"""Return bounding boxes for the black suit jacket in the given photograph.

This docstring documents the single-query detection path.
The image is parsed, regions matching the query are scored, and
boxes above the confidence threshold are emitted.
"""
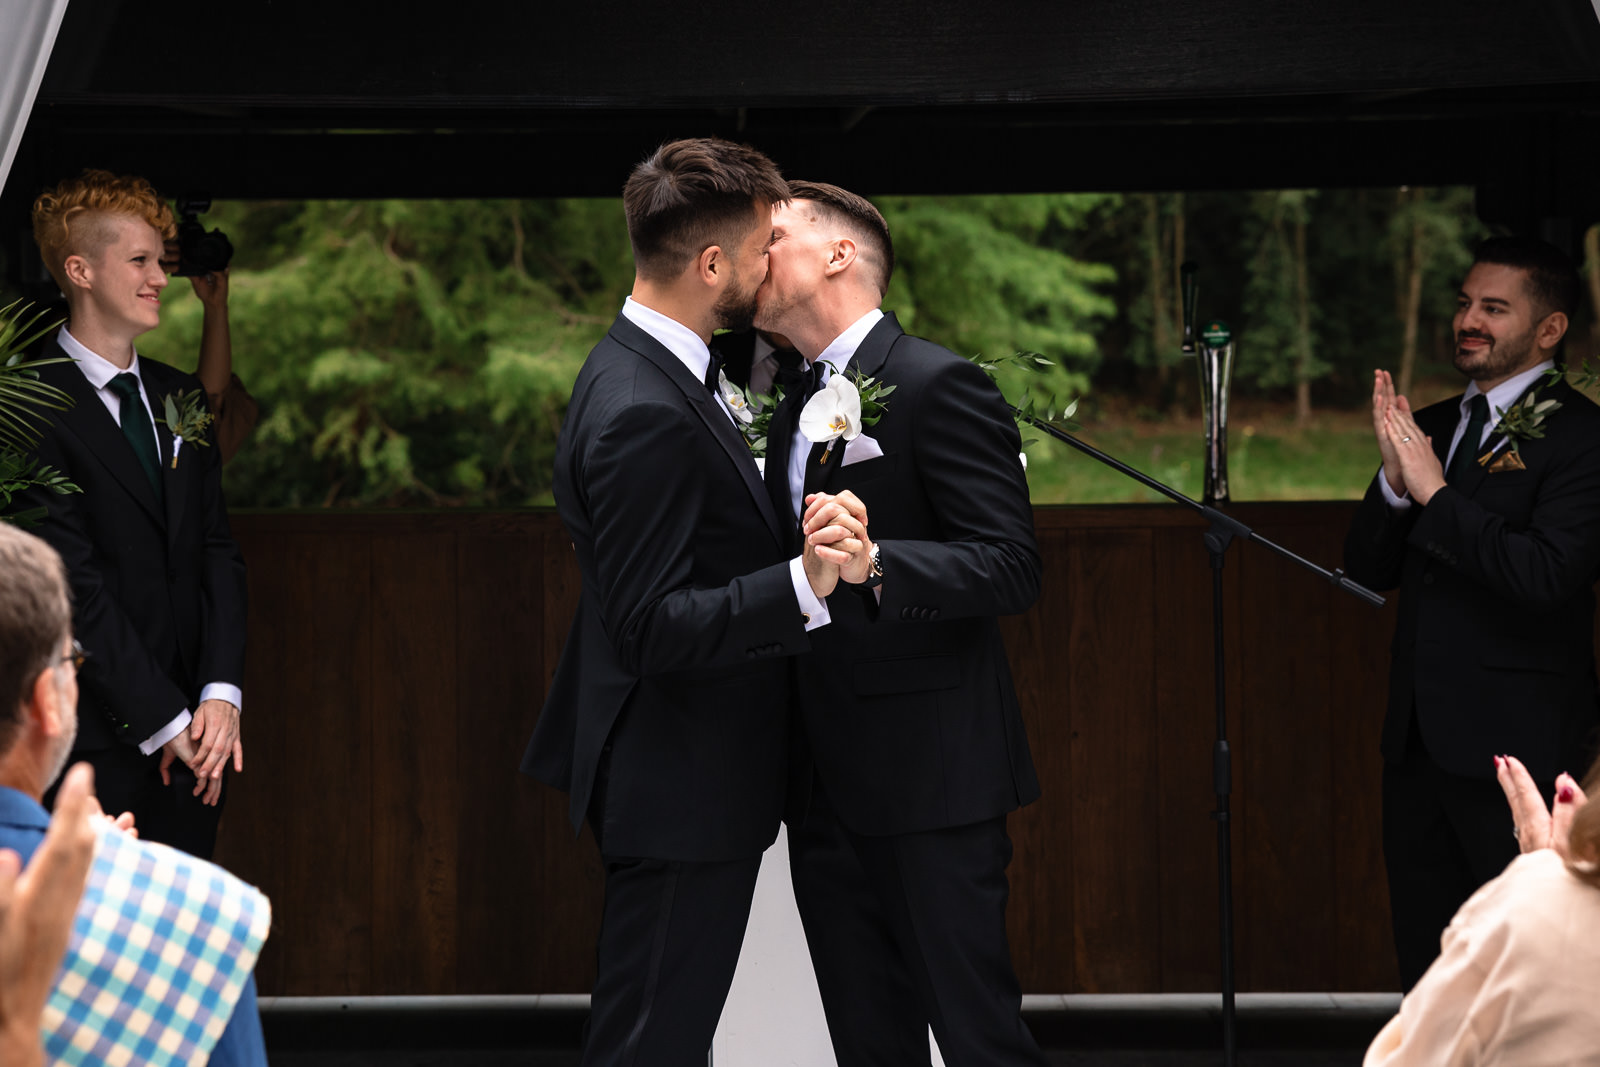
[16,339,248,752]
[778,313,1043,836]
[1344,378,1600,781]
[522,312,813,863]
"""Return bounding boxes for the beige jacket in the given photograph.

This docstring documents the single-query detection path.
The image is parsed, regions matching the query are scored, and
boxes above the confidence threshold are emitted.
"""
[1365,850,1600,1066]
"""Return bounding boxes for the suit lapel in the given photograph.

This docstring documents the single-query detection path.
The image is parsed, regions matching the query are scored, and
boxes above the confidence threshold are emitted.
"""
[806,313,904,499]
[609,317,787,549]
[40,347,165,525]
[145,365,190,544]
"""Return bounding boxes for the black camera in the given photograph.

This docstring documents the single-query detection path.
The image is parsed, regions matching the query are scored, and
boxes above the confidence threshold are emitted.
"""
[173,194,234,277]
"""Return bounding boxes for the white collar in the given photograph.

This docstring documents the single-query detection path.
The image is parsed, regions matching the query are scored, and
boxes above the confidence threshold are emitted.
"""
[1463,359,1556,419]
[811,308,885,376]
[621,297,712,386]
[57,327,142,392]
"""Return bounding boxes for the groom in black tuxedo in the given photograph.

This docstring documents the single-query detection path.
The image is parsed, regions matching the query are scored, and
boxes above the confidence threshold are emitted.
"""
[16,171,247,860]
[521,141,868,1066]
[755,181,1047,1066]
[1345,236,1600,989]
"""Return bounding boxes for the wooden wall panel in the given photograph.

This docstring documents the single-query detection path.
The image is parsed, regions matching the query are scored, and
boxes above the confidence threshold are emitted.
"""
[1064,527,1163,991]
[369,533,460,993]
[221,504,1421,997]
[1151,523,1231,992]
[1004,528,1076,992]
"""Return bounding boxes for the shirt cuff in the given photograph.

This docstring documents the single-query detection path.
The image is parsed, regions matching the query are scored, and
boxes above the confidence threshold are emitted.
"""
[1378,467,1412,511]
[139,711,193,755]
[790,557,831,631]
[200,683,243,712]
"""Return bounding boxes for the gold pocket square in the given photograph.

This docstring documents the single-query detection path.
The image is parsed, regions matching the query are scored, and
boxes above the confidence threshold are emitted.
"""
[1482,449,1526,473]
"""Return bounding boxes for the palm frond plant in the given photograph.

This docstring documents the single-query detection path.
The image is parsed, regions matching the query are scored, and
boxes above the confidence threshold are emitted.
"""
[0,299,80,526]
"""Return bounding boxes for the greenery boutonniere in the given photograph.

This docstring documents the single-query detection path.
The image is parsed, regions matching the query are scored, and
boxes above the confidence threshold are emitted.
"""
[1489,369,1563,459]
[156,389,215,466]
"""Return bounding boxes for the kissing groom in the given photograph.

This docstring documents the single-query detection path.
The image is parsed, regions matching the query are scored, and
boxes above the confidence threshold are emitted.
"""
[757,181,1048,1066]
[521,142,867,1066]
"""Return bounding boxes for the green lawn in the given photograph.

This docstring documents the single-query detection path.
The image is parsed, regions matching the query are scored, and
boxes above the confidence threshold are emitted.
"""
[1022,403,1381,504]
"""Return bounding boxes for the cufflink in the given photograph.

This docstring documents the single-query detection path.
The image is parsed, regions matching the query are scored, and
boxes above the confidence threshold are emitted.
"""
[800,612,811,625]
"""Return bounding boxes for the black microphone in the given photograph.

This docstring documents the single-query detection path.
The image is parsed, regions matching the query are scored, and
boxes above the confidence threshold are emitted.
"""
[1181,261,1199,355]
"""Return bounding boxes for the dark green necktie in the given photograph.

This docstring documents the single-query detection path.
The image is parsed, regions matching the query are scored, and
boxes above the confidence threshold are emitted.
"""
[1448,393,1490,484]
[107,373,163,498]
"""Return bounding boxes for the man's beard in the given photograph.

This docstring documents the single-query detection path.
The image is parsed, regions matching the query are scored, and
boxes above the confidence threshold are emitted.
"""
[1453,326,1539,383]
[715,280,761,334]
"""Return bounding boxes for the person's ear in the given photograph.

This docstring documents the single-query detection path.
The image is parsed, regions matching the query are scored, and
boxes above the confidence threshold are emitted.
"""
[696,245,724,289]
[823,237,857,278]
[62,254,93,292]
[1535,310,1569,353]
[26,665,64,737]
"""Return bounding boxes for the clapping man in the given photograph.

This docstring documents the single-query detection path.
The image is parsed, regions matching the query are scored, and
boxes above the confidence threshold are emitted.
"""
[0,522,267,1066]
[17,171,248,860]
[755,182,1047,1065]
[1345,236,1600,988]
[521,141,867,1066]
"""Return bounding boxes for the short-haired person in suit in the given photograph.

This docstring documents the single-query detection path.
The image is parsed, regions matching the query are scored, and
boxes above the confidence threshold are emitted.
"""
[16,171,248,861]
[521,141,870,1066]
[755,181,1048,1065]
[1345,235,1600,989]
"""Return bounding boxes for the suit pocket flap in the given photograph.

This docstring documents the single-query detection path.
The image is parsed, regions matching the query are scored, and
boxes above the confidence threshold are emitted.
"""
[851,654,961,696]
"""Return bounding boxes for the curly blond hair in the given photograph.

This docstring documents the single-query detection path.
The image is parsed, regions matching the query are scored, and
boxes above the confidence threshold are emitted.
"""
[31,170,175,289]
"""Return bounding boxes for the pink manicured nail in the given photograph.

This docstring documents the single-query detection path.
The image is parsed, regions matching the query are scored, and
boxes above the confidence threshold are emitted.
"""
[1558,785,1575,804]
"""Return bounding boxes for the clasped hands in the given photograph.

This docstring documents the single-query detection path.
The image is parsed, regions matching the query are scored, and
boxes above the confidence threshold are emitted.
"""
[160,698,243,807]
[1371,369,1446,505]
[800,490,876,598]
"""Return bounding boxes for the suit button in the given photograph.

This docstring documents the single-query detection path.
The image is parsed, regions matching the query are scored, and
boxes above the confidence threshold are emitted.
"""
[1422,573,1435,585]
[928,609,940,619]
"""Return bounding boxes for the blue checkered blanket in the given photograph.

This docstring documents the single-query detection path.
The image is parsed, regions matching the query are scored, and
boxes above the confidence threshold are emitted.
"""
[41,825,271,1066]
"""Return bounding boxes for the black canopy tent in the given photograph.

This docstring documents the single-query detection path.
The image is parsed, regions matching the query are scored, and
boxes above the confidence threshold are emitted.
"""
[3,0,1599,245]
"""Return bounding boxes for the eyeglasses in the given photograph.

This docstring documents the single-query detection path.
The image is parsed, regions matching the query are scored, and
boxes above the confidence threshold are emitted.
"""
[60,640,87,671]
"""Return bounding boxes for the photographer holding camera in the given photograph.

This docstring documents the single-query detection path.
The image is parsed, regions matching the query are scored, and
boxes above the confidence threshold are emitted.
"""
[164,195,257,463]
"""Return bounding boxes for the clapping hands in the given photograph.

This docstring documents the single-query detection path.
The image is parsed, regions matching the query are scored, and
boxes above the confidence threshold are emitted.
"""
[1496,754,1588,860]
[1371,370,1447,505]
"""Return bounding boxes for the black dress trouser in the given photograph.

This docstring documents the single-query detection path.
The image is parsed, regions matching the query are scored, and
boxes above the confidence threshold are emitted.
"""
[787,775,1047,1067]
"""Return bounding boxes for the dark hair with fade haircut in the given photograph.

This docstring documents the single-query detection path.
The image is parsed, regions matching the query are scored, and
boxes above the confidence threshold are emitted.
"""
[786,180,894,297]
[623,138,788,282]
[1471,235,1582,322]
[0,524,72,754]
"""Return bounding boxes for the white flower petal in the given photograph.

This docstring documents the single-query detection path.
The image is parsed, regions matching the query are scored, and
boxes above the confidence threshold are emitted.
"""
[800,389,846,443]
[828,376,863,440]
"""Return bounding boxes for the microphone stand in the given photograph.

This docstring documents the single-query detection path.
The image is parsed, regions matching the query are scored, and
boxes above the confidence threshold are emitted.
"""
[1013,407,1383,1067]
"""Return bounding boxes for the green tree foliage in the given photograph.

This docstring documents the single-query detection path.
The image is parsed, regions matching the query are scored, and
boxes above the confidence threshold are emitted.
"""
[142,199,633,507]
[125,187,1510,507]
[876,194,1119,400]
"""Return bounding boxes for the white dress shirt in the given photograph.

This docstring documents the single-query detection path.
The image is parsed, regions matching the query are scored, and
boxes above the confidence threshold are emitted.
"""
[58,328,244,753]
[1380,360,1555,510]
[620,299,829,630]
[786,308,885,522]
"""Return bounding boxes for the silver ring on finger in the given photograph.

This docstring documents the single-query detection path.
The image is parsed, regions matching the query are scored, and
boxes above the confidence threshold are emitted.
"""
[1402,435,1412,442]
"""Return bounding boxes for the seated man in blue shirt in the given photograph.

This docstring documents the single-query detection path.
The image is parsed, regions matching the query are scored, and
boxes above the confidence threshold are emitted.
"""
[0,522,267,1067]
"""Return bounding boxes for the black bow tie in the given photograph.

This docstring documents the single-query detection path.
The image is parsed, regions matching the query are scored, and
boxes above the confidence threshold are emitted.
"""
[703,351,724,393]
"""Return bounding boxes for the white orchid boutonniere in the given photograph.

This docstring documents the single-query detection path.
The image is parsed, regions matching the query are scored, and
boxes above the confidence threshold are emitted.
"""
[717,369,780,458]
[799,364,895,464]
[156,389,215,467]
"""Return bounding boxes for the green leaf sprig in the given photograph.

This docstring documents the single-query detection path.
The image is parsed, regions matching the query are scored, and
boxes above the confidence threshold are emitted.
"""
[1491,382,1561,458]
[156,389,216,466]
